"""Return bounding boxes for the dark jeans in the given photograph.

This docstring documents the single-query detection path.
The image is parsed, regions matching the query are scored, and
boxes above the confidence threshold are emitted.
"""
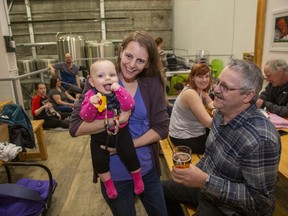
[41,116,69,129]
[101,168,168,216]
[55,104,73,113]
[162,179,225,216]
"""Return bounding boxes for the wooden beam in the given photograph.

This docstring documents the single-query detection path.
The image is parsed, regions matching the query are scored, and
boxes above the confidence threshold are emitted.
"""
[254,0,267,68]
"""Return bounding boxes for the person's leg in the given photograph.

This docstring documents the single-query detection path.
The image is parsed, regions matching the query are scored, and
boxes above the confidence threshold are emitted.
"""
[67,84,82,94]
[58,111,71,120]
[162,179,200,216]
[90,133,111,175]
[130,169,144,195]
[115,126,144,195]
[91,133,118,199]
[99,172,117,199]
[196,195,226,216]
[42,117,69,129]
[101,179,136,216]
[116,127,140,171]
[55,105,73,113]
[139,168,168,216]
[55,119,69,128]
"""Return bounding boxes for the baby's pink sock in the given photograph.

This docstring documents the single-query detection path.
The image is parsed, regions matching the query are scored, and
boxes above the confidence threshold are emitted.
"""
[131,171,144,195]
[104,178,118,199]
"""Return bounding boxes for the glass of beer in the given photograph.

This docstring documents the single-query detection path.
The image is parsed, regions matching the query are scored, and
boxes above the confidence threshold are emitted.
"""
[172,145,192,168]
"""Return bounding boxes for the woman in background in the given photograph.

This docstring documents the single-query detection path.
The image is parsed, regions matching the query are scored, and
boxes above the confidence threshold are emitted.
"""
[48,75,75,118]
[169,63,215,154]
[155,37,168,72]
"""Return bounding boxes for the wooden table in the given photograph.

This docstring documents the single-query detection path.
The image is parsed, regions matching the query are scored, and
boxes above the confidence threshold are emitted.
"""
[0,99,13,110]
[279,134,288,179]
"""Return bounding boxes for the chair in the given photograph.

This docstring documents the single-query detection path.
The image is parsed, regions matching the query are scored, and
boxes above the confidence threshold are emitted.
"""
[167,53,178,71]
[0,161,57,216]
[210,59,224,78]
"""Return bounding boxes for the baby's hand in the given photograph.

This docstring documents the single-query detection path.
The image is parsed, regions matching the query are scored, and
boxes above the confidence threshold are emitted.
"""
[111,83,120,92]
[90,94,101,105]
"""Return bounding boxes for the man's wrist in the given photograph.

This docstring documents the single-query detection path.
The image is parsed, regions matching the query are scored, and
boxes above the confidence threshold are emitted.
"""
[201,174,210,188]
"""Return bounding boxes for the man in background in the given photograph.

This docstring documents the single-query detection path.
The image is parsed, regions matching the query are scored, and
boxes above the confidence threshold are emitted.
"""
[49,53,82,95]
[256,59,288,117]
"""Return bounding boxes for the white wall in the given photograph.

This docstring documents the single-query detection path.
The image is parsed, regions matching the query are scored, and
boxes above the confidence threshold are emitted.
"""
[262,0,288,69]
[173,0,257,61]
[0,1,19,103]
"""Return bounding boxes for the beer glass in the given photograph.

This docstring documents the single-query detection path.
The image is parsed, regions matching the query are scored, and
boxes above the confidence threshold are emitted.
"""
[172,145,192,168]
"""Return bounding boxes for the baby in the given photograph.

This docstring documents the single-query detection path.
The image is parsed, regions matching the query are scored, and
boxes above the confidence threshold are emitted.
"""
[80,59,144,199]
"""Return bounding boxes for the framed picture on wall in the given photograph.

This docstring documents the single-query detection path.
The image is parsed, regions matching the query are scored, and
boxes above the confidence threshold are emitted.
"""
[270,8,288,51]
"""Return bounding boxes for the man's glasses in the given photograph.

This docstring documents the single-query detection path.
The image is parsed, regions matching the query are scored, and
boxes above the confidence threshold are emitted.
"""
[213,78,242,93]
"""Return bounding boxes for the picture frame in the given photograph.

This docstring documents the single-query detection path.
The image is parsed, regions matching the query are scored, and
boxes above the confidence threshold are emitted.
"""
[270,8,288,51]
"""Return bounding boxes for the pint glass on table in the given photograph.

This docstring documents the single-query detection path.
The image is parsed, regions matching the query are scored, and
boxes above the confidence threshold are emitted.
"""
[172,145,192,168]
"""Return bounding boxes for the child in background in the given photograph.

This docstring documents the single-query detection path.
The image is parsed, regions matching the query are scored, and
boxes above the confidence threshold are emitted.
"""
[173,82,184,95]
[80,59,144,199]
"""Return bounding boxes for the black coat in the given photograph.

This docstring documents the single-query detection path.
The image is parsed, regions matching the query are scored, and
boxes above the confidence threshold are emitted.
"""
[0,104,35,151]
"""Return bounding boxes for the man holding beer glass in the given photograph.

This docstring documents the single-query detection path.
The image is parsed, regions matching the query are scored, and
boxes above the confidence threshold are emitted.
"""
[162,59,281,216]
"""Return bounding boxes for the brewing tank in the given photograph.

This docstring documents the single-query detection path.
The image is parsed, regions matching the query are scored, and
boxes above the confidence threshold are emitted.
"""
[57,34,85,67]
[85,40,101,68]
[36,57,58,70]
[85,40,116,69]
[100,40,116,62]
[17,57,37,75]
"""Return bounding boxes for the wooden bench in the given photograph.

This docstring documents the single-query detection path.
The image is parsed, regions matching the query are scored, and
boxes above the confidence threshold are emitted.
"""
[0,123,10,167]
[279,134,288,179]
[0,99,13,111]
[18,119,48,161]
[159,137,203,216]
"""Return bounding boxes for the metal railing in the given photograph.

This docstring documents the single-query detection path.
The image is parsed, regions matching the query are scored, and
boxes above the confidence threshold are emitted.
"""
[0,68,50,105]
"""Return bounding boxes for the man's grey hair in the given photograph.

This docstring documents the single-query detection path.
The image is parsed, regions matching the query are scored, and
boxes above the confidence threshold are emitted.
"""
[225,59,264,103]
[265,59,288,74]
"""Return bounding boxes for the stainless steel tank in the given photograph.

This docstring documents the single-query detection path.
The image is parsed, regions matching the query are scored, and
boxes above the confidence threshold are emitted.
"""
[17,57,37,75]
[85,40,101,69]
[57,34,86,67]
[100,40,116,63]
[85,40,116,69]
[36,57,58,70]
